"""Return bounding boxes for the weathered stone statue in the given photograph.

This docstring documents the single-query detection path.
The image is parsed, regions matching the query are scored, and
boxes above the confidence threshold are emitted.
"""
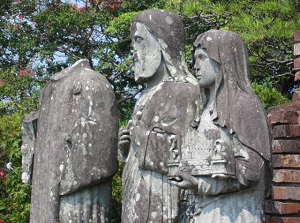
[169,30,271,223]
[118,9,201,222]
[21,59,118,223]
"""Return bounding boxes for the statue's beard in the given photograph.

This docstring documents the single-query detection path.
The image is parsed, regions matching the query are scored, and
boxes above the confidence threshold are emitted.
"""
[133,61,144,83]
[133,56,161,83]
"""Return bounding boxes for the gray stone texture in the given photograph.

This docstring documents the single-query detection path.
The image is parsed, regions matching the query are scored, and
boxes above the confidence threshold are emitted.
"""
[21,111,38,185]
[193,30,271,161]
[121,82,200,222]
[22,59,118,223]
[119,9,201,223]
[170,30,271,223]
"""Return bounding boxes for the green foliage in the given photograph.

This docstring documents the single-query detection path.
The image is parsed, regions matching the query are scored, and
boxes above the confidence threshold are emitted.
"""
[0,69,42,116]
[111,120,129,222]
[111,163,123,223]
[252,82,290,110]
[0,113,31,222]
[227,0,297,40]
[106,12,139,36]
[166,0,299,96]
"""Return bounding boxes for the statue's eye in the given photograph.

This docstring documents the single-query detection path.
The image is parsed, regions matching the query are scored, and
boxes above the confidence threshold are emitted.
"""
[134,36,143,43]
[198,54,204,60]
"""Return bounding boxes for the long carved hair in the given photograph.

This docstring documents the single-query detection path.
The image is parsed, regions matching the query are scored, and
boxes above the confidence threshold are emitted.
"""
[193,30,271,160]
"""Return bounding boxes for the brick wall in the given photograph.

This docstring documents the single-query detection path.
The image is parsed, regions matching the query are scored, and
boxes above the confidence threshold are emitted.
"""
[265,91,300,223]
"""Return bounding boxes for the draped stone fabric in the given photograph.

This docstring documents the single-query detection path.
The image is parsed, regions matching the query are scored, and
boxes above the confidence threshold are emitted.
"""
[131,9,197,84]
[179,104,268,223]
[175,30,272,223]
[120,9,201,223]
[121,81,200,223]
[193,30,271,161]
[22,60,118,223]
[131,9,186,63]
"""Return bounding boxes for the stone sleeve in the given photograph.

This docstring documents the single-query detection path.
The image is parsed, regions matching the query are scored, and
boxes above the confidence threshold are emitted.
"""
[21,112,38,185]
[198,137,264,195]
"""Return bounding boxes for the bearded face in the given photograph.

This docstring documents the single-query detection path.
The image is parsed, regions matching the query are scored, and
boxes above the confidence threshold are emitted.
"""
[131,22,162,83]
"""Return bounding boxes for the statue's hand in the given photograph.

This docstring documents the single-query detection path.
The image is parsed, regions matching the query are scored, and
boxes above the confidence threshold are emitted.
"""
[119,128,130,149]
[168,171,198,190]
[118,121,132,161]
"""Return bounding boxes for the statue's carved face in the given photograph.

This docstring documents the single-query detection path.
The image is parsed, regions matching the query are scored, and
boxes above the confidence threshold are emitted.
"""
[194,48,219,88]
[132,22,162,83]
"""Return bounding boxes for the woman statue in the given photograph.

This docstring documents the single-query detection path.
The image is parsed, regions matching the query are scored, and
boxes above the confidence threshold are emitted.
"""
[118,9,201,223]
[169,30,271,223]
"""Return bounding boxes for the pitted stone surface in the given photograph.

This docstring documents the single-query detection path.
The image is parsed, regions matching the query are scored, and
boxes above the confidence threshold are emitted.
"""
[22,59,118,223]
[119,9,200,223]
[170,30,271,223]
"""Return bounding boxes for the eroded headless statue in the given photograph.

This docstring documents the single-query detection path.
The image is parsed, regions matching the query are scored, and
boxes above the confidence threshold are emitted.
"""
[21,59,118,223]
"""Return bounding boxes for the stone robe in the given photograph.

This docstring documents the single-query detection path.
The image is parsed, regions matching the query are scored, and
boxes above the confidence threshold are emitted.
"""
[23,60,118,223]
[121,81,200,223]
[179,104,269,223]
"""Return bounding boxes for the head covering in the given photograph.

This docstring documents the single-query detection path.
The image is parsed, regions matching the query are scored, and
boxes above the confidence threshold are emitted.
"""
[132,9,185,61]
[131,9,196,83]
[194,30,271,160]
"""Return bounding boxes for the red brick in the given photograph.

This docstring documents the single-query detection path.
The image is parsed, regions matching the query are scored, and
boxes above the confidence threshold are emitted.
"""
[265,214,271,223]
[273,186,300,200]
[273,154,300,168]
[272,124,300,139]
[294,31,300,42]
[272,140,300,154]
[295,43,300,56]
[294,58,300,70]
[273,169,300,183]
[295,72,300,81]
[270,216,300,223]
[268,104,300,125]
[292,89,300,102]
[265,200,300,214]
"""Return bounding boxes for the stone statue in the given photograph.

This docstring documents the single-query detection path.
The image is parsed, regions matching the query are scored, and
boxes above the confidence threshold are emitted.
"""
[169,30,271,223]
[21,59,118,223]
[118,9,201,223]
